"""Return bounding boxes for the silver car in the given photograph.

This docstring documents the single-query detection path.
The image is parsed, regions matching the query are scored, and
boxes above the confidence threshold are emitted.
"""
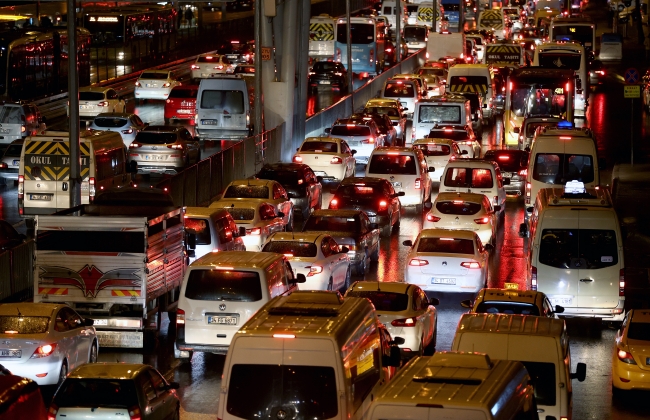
[89,113,148,147]
[128,126,201,173]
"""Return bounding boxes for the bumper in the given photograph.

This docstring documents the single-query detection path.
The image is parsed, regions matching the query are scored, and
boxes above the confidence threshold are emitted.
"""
[367,214,390,226]
[196,127,249,140]
[135,88,172,100]
[192,70,228,79]
[132,158,184,172]
[504,180,525,196]
[0,168,19,181]
[397,193,423,207]
[176,339,229,355]
[2,356,64,386]
[558,300,625,321]
[612,359,650,390]
[405,269,484,293]
[165,109,196,120]
[311,167,347,181]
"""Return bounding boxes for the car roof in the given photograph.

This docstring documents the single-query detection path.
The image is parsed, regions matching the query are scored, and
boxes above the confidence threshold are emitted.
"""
[436,192,488,204]
[479,288,542,305]
[348,281,412,294]
[304,136,339,143]
[192,250,285,268]
[68,363,150,380]
[418,228,477,240]
[339,176,387,186]
[630,309,650,323]
[228,179,275,188]
[0,303,62,317]
[267,232,328,243]
[413,138,456,146]
[371,146,417,155]
[80,87,112,93]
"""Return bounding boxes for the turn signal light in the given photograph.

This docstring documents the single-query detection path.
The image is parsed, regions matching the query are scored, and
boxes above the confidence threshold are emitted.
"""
[31,343,57,358]
[519,169,527,176]
[47,404,59,420]
[176,308,185,324]
[330,156,343,164]
[128,405,143,420]
[391,318,416,327]
[415,178,421,189]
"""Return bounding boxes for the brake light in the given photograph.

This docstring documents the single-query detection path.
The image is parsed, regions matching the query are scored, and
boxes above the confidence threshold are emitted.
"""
[129,142,142,148]
[307,265,323,276]
[162,82,171,88]
[97,101,109,107]
[498,155,510,161]
[31,343,57,358]
[128,405,142,420]
[191,64,200,69]
[362,137,375,144]
[391,318,416,327]
[460,261,480,269]
[426,213,440,222]
[559,136,572,140]
[519,168,527,176]
[474,217,490,224]
[0,162,6,169]
[525,182,531,204]
[415,178,421,189]
[167,144,184,149]
[47,404,59,420]
[247,227,261,235]
[293,155,303,163]
[329,198,338,208]
[596,70,606,75]
[379,200,388,209]
[273,334,295,339]
[214,65,224,70]
[176,308,185,324]
[18,175,24,198]
[620,269,625,296]
[330,156,343,164]
[89,177,96,199]
[617,349,636,364]
[493,196,498,206]
[409,258,429,266]
[121,128,134,134]
[531,266,537,290]
[135,82,141,87]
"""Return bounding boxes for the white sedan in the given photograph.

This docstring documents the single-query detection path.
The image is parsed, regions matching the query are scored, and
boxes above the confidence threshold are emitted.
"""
[216,200,286,251]
[0,303,98,386]
[134,70,181,103]
[403,228,491,294]
[72,87,126,119]
[293,137,356,181]
[262,232,351,292]
[423,192,500,246]
[345,281,438,358]
[412,138,466,183]
[214,179,294,230]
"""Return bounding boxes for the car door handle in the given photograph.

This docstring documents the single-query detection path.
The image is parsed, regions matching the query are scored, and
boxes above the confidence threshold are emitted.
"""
[580,278,594,282]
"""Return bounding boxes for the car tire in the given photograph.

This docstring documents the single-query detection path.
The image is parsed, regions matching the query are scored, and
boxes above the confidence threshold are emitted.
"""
[393,210,401,229]
[423,333,436,356]
[58,360,68,385]
[381,218,392,237]
[612,384,624,398]
[285,214,294,232]
[89,342,98,363]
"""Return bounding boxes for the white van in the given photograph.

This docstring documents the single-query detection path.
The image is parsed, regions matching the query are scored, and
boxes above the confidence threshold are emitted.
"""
[447,64,497,123]
[524,126,602,211]
[452,313,587,420]
[380,0,406,31]
[411,94,472,142]
[18,130,132,217]
[439,159,507,217]
[183,207,247,263]
[217,291,402,420]
[382,78,421,119]
[368,352,538,420]
[520,184,626,322]
[196,75,251,140]
[174,251,306,359]
[365,147,434,209]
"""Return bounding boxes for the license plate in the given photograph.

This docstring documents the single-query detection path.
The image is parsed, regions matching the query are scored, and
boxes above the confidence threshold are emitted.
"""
[79,105,90,109]
[432,278,456,285]
[348,141,359,146]
[208,316,238,325]
[146,84,157,88]
[504,282,519,290]
[93,319,108,326]
[320,80,331,84]
[549,295,574,306]
[178,109,192,114]
[400,102,407,107]
[227,55,238,59]
[314,171,326,176]
[0,349,21,358]
[201,120,218,125]
[502,172,512,178]
[201,73,210,77]
[391,182,402,188]
[12,160,19,165]
[30,194,52,201]
[144,155,165,161]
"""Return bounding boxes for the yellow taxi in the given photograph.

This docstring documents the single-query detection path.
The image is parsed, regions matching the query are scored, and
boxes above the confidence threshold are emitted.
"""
[612,309,650,394]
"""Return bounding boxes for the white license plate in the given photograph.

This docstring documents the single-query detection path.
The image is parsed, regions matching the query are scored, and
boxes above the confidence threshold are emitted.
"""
[93,319,108,326]
[432,278,456,285]
[79,105,90,109]
[348,141,359,146]
[208,316,238,325]
[320,80,331,84]
[314,171,326,176]
[13,160,19,165]
[30,194,52,201]
[201,73,210,77]
[400,102,407,107]
[201,119,218,125]
[178,109,192,114]
[144,155,165,161]
[146,84,157,88]
[227,55,238,59]
[0,349,21,358]
[391,182,402,188]
[549,295,574,306]
[502,172,512,178]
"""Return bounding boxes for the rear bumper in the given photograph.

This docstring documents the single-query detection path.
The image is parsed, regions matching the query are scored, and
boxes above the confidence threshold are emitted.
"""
[1,356,64,386]
[196,127,249,140]
[176,338,229,355]
[559,300,625,321]
[135,88,172,100]
[0,168,19,180]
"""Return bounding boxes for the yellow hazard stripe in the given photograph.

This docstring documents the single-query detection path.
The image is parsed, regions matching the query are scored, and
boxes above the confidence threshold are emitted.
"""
[38,287,68,295]
[449,84,488,93]
[486,45,520,53]
[111,290,141,297]
[309,23,334,41]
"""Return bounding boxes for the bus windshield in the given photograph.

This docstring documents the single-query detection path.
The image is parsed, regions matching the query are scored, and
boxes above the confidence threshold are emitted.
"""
[510,86,567,117]
[553,25,594,47]
[537,53,582,70]
[337,23,375,44]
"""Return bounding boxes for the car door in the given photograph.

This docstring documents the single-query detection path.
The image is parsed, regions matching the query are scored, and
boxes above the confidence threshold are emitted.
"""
[411,289,429,346]
[340,141,355,177]
[272,183,291,225]
[148,368,178,420]
[66,308,94,368]
[53,308,78,369]
[137,372,164,420]
[327,237,348,289]
[417,288,435,346]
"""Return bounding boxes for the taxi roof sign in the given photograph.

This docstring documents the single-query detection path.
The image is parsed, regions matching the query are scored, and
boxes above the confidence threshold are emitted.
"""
[564,180,586,194]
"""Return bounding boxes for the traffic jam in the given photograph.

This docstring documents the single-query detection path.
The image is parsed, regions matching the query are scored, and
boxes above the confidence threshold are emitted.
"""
[0,0,649,418]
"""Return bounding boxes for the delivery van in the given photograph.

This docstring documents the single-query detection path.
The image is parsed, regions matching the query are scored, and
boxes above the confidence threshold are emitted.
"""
[452,313,587,420]
[196,75,251,140]
[217,291,402,420]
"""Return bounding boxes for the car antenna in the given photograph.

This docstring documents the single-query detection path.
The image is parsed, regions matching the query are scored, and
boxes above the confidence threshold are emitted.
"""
[16,307,22,319]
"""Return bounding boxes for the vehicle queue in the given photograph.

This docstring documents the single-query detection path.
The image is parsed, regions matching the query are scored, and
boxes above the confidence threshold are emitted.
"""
[0,0,649,419]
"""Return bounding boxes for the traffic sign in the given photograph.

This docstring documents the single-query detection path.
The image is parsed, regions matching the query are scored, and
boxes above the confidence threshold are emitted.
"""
[624,85,641,98]
[261,47,272,61]
[624,68,640,84]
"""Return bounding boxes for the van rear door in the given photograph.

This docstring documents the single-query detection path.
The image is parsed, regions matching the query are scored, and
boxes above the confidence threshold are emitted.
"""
[199,87,248,133]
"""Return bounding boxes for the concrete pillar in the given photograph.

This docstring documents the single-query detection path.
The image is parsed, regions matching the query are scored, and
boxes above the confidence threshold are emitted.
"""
[293,0,310,151]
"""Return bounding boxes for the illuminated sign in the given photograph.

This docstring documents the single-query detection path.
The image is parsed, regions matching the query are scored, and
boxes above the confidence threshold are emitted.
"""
[569,27,576,32]
[89,16,119,22]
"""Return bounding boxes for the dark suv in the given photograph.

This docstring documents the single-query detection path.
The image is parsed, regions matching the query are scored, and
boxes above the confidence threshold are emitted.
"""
[308,62,349,94]
[257,163,324,220]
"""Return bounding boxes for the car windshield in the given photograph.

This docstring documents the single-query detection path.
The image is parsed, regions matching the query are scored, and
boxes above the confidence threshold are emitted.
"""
[224,185,269,199]
[185,218,211,245]
[227,365,338,419]
[140,72,169,79]
[483,150,529,172]
[345,291,409,311]
[416,237,475,254]
[3,144,23,158]
[364,106,400,117]
[435,201,482,215]
[169,88,198,99]
[262,241,318,257]
[403,26,427,42]
[384,82,415,98]
[475,301,541,316]
[304,216,359,232]
[414,143,450,156]
[313,62,341,72]
[224,207,255,221]
[79,92,105,101]
[54,379,139,408]
[532,153,594,184]
[336,184,382,197]
[418,105,461,124]
[300,141,338,153]
[185,269,262,301]
[0,316,49,334]
[539,229,618,269]
[444,167,494,189]
[336,22,374,44]
[368,154,417,175]
[628,322,650,341]
[330,125,371,137]
[93,117,128,128]
[135,132,177,144]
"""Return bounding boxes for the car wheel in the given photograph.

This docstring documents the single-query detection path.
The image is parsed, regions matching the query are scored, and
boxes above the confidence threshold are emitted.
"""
[393,210,401,229]
[381,217,392,237]
[173,406,180,420]
[89,342,98,363]
[58,360,68,385]
[423,333,436,356]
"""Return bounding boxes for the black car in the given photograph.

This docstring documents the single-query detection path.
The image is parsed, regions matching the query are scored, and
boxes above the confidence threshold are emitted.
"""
[216,41,254,64]
[0,220,26,251]
[483,149,529,197]
[329,177,403,237]
[350,113,398,146]
[308,62,349,93]
[257,163,324,220]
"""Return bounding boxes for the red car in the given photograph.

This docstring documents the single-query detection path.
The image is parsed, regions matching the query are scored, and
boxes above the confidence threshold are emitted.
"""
[164,84,199,124]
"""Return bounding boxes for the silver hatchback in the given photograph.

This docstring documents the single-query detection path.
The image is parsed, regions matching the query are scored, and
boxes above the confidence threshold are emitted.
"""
[128,126,201,173]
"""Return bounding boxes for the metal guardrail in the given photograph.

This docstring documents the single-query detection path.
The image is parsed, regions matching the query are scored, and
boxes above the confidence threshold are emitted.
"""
[0,240,35,303]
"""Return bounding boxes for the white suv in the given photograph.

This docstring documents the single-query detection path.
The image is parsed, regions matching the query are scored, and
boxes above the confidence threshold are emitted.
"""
[134,70,180,103]
[71,87,126,118]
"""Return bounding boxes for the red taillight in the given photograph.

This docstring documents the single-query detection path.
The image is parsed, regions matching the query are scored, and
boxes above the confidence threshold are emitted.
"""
[247,227,261,235]
[135,82,141,87]
[620,269,625,296]
[293,155,303,163]
[97,101,109,107]
[596,70,606,75]
[214,65,224,70]
[47,403,59,420]
[167,144,184,150]
[162,82,171,88]
[191,64,200,69]
[474,217,490,224]
[329,198,338,208]
[617,349,637,364]
[129,405,143,420]
[531,266,537,290]
[362,137,375,144]
[379,200,388,209]
[460,261,480,269]
[391,317,416,327]
[89,177,96,199]
[176,308,185,324]
[330,156,343,164]
[525,182,531,204]
[415,178,421,189]
[426,213,440,222]
[129,142,142,148]
[307,265,323,277]
[31,343,57,358]
[0,162,6,169]
[409,258,429,266]
[519,168,527,176]
[121,128,133,134]
[18,175,24,199]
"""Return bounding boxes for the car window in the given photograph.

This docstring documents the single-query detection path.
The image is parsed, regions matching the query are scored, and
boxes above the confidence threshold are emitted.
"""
[341,142,351,154]
[301,141,338,153]
[419,289,430,309]
[137,372,158,402]
[444,167,494,189]
[107,90,118,99]
[54,308,72,332]
[133,115,145,126]
[329,238,340,254]
[224,185,269,199]
[262,241,318,257]
[148,369,168,397]
[65,308,83,329]
[321,239,332,258]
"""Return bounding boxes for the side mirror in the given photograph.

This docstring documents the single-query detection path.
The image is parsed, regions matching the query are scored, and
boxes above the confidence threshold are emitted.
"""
[518,222,529,238]
[460,299,472,308]
[383,345,402,367]
[526,206,534,213]
[186,231,197,250]
[402,107,408,111]
[296,147,300,152]
[428,297,440,305]
[524,145,531,152]
[402,240,413,247]
[167,382,181,390]
[599,157,606,170]
[351,149,357,155]
[369,223,379,230]
[84,318,95,327]
[428,166,435,172]
[482,103,488,108]
[316,176,324,183]
[493,205,501,212]
[294,273,307,284]
[397,191,406,196]
[324,128,332,135]
[277,211,285,218]
[571,362,587,382]
[239,226,247,237]
[513,126,520,134]
[461,150,468,155]
[340,246,350,254]
[502,178,510,185]
[427,86,434,90]
[128,160,138,174]
[555,305,565,314]
[484,243,494,251]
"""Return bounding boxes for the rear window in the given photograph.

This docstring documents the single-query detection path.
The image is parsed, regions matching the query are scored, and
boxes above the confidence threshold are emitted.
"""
[330,125,371,137]
[428,129,471,141]
[200,90,245,113]
[224,185,269,199]
[444,167,494,189]
[384,82,415,98]
[300,141,338,152]
[3,144,23,157]
[93,117,128,128]
[483,150,528,172]
[224,207,255,221]
[169,88,198,99]
[414,143,450,157]
[475,301,541,316]
[0,106,22,124]
[418,105,461,124]
[135,132,177,144]
[435,200,482,215]
[197,55,222,63]
[525,121,558,138]
[79,92,105,101]
[628,322,650,341]
[0,316,49,334]
[368,154,417,175]
[313,62,341,71]
[185,217,211,245]
[521,361,556,407]
[140,72,168,79]
[539,229,618,269]
[262,241,318,257]
[404,26,427,42]
[345,291,409,311]
[416,237,475,254]
[364,106,399,117]
[37,230,144,254]
[533,153,595,185]
[336,184,381,197]
[54,379,138,408]
[185,269,262,301]
[257,170,301,186]
[304,215,359,233]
